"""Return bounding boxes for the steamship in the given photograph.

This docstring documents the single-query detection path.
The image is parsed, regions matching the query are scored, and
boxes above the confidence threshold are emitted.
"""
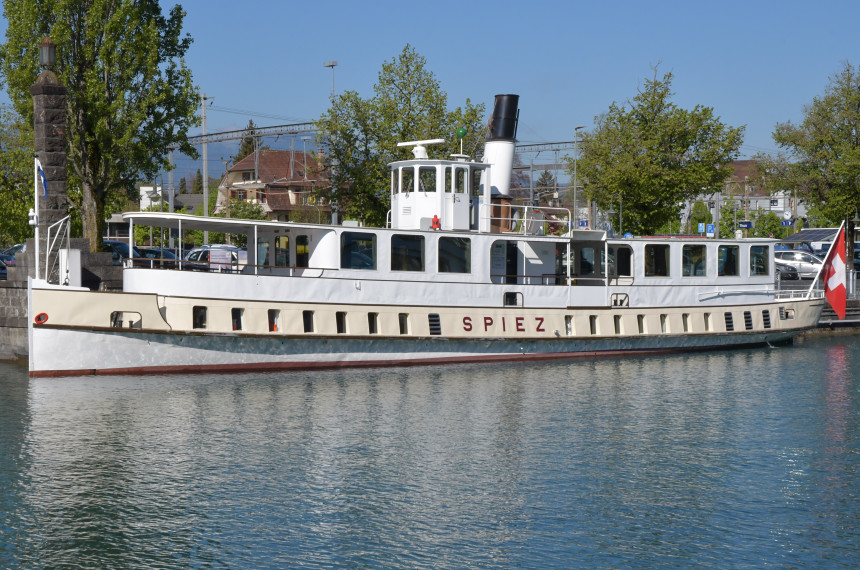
[27,95,825,377]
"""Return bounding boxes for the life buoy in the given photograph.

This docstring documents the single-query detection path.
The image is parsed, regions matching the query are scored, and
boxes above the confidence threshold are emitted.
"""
[431,215,441,230]
[34,312,49,324]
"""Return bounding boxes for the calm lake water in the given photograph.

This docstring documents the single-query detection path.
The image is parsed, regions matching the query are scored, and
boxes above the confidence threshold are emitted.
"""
[1,333,859,568]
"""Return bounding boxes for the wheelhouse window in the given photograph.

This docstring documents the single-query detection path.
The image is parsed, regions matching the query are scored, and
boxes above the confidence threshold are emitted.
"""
[644,244,670,277]
[750,245,769,276]
[418,166,436,192]
[341,232,376,270]
[401,167,415,193]
[608,246,633,276]
[718,245,739,276]
[391,234,424,271]
[438,237,471,273]
[682,244,707,276]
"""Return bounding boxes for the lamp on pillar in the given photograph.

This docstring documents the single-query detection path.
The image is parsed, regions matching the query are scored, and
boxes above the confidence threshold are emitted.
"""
[38,36,56,69]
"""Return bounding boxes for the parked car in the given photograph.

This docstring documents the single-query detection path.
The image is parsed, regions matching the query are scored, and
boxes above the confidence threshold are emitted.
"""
[102,239,145,266]
[0,259,6,280]
[0,252,15,267]
[774,250,824,279]
[2,243,25,256]
[137,247,179,269]
[775,261,799,280]
[184,244,245,272]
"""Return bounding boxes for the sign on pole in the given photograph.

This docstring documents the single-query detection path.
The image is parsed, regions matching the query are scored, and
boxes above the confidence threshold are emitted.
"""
[706,223,715,238]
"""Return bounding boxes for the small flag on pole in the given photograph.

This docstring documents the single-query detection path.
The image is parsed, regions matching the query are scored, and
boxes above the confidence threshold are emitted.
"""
[35,158,48,199]
[822,223,847,319]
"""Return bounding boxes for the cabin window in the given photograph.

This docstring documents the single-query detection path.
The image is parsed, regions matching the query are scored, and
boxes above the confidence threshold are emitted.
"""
[398,313,409,335]
[750,245,769,276]
[565,315,573,336]
[192,306,207,329]
[637,314,645,334]
[580,247,596,276]
[258,239,270,267]
[402,167,415,193]
[336,311,347,334]
[682,244,707,276]
[418,166,436,192]
[660,314,668,333]
[275,235,290,267]
[454,167,467,194]
[268,309,280,332]
[231,308,244,331]
[718,245,739,276]
[682,313,690,332]
[704,312,712,332]
[609,246,633,276]
[614,315,622,335]
[341,232,376,270]
[296,235,309,267]
[644,244,670,276]
[303,310,314,333]
[504,292,523,307]
[368,312,379,334]
[391,234,425,271]
[589,315,598,335]
[438,237,471,273]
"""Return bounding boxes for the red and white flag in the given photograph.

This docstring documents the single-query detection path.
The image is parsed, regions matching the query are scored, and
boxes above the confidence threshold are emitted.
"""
[822,223,847,319]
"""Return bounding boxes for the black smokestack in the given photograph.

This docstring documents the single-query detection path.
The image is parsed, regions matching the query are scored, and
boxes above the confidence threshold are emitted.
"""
[488,94,519,141]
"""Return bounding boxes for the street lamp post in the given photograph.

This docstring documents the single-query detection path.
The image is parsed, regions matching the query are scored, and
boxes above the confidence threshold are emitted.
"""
[301,136,311,181]
[573,125,585,228]
[323,60,338,98]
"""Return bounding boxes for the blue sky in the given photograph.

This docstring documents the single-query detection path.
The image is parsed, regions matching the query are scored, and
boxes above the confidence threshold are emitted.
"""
[3,0,860,178]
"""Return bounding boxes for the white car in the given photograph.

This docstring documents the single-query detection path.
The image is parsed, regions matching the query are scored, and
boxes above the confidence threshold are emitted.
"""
[774,250,824,279]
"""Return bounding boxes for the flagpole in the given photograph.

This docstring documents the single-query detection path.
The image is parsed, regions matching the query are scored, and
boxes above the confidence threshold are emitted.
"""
[33,157,40,281]
[807,220,846,297]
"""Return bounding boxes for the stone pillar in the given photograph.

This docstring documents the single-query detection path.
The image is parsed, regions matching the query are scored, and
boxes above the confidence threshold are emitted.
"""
[29,68,68,280]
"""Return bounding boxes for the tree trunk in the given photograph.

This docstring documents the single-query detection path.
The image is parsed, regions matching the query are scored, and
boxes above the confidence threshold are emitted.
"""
[80,181,105,252]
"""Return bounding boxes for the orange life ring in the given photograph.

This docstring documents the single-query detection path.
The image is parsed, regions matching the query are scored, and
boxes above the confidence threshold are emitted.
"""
[34,312,49,324]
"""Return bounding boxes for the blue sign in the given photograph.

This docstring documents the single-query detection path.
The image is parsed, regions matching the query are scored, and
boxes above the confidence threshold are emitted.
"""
[698,223,705,233]
[706,224,715,237]
[738,221,753,229]
[578,220,588,227]
[781,220,794,227]
[623,233,633,238]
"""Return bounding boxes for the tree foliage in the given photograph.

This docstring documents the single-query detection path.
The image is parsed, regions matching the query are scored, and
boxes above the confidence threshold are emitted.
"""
[0,0,200,250]
[0,104,33,245]
[575,70,744,235]
[230,119,268,165]
[755,61,860,251]
[315,45,485,226]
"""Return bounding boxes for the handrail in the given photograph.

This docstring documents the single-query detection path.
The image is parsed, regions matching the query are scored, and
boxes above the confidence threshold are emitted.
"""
[44,215,71,285]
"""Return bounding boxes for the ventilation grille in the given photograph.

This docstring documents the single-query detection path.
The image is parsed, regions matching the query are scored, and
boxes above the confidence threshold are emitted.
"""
[428,313,442,335]
[762,310,772,329]
[724,312,734,332]
[744,311,753,331]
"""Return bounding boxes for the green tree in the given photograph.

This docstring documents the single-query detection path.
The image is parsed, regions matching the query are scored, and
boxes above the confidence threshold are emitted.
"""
[689,201,712,233]
[192,169,203,194]
[756,62,860,260]
[0,0,200,251]
[178,176,187,194]
[230,119,267,165]
[0,104,34,245]
[316,45,485,226]
[718,202,740,238]
[575,70,744,235]
[535,170,557,203]
[750,209,789,239]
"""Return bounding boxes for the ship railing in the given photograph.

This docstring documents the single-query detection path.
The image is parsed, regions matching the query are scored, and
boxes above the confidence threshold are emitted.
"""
[486,204,572,235]
[491,273,604,286]
[44,215,72,285]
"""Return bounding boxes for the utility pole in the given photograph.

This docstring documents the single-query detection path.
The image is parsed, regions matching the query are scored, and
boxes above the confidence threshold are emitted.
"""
[202,93,214,243]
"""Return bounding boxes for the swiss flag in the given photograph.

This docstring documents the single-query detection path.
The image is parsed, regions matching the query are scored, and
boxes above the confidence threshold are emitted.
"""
[822,224,847,319]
